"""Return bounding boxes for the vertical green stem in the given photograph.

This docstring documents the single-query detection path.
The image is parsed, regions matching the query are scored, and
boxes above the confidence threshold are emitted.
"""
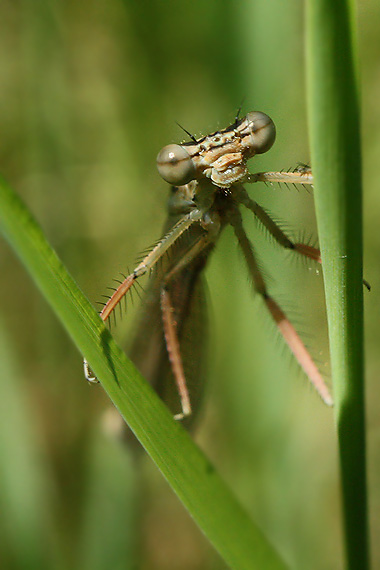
[306,1,369,569]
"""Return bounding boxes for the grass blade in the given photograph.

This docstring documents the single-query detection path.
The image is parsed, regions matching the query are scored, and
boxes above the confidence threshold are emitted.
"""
[306,1,369,568]
[0,175,289,570]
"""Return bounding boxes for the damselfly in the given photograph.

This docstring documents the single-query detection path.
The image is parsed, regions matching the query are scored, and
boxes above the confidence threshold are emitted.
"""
[85,111,333,421]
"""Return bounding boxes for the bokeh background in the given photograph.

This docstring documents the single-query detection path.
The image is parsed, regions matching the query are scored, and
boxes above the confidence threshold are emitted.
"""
[0,1,379,568]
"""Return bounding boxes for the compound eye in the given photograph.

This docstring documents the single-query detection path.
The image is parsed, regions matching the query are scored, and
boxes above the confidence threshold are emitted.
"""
[245,111,276,154]
[156,144,196,185]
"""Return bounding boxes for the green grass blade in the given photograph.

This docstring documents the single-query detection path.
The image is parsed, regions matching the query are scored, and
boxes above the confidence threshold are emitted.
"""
[306,2,369,569]
[0,175,289,570]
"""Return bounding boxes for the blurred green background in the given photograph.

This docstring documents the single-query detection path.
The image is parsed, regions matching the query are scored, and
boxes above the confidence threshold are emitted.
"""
[0,1,379,568]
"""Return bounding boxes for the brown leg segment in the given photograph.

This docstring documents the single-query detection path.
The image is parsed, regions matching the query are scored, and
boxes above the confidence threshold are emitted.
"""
[160,289,192,419]
[99,208,203,323]
[241,194,321,263]
[160,235,213,419]
[242,193,371,289]
[229,207,333,406]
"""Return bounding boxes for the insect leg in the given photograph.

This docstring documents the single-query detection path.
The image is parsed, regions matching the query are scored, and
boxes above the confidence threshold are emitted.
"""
[238,190,321,262]
[99,208,202,322]
[246,169,313,185]
[83,208,202,383]
[229,207,333,406]
[239,185,371,290]
[160,234,214,420]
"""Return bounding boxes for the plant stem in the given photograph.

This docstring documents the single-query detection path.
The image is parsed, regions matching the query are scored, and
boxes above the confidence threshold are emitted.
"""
[306,1,369,568]
[0,175,289,570]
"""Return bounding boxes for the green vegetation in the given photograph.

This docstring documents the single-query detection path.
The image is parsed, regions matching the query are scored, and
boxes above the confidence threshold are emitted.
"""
[0,1,377,568]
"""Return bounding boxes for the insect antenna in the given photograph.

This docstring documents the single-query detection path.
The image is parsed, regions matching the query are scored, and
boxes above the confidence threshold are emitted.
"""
[176,121,198,143]
[233,98,245,126]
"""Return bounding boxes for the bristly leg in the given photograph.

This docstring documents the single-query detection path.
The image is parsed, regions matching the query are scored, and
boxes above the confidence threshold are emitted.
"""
[84,205,203,385]
[159,234,212,419]
[160,289,192,420]
[237,184,322,263]
[247,168,313,186]
[98,209,203,323]
[229,205,333,406]
[84,112,344,414]
[244,172,370,288]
